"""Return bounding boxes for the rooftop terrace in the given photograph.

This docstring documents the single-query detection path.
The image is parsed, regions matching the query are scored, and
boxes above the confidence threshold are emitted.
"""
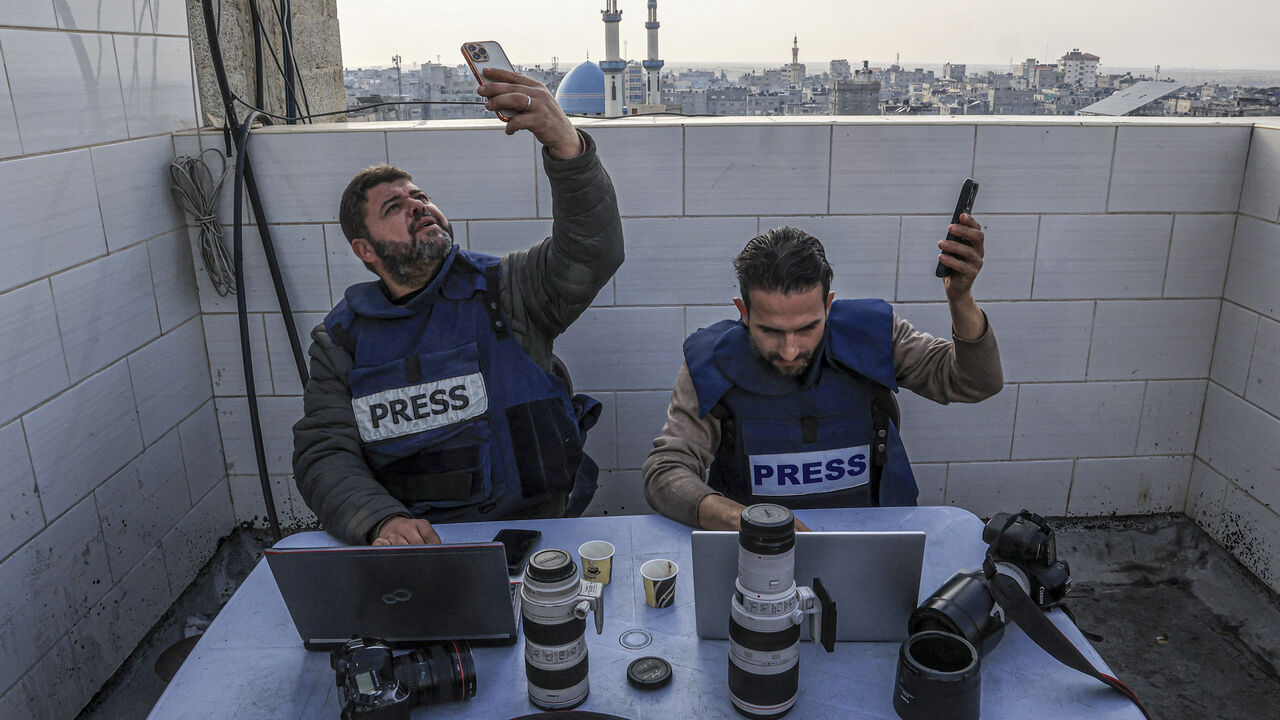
[0,8,1278,718]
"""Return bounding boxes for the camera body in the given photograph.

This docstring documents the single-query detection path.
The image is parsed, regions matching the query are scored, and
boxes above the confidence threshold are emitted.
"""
[330,637,475,720]
[908,510,1071,653]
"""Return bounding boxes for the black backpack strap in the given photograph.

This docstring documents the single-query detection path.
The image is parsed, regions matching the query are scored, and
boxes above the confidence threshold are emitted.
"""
[483,264,509,340]
[868,385,899,506]
[709,402,736,456]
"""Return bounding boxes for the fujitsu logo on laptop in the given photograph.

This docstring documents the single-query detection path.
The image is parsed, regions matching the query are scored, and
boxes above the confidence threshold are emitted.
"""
[382,589,413,605]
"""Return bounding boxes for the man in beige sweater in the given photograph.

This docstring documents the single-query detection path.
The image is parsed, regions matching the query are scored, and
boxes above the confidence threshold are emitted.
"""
[642,219,1003,531]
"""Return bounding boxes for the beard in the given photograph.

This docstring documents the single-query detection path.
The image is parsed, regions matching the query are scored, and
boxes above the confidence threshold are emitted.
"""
[368,222,454,288]
[746,331,815,378]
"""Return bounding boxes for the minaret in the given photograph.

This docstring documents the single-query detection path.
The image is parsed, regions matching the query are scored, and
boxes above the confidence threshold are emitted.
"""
[643,0,664,105]
[600,0,625,117]
[788,35,804,86]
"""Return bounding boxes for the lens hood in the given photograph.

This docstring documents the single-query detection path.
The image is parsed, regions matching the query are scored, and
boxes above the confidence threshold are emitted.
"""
[892,631,981,720]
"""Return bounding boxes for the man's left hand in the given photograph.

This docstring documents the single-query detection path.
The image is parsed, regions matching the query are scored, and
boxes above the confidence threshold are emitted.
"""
[938,213,985,301]
[476,68,583,160]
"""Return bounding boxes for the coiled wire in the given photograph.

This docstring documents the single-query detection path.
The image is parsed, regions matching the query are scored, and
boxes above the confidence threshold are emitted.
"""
[169,148,236,296]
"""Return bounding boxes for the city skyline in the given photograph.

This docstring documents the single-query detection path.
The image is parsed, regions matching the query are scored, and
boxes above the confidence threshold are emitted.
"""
[338,0,1280,72]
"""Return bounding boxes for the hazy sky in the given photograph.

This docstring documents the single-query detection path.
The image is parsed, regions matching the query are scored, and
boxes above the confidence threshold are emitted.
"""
[337,1,1279,71]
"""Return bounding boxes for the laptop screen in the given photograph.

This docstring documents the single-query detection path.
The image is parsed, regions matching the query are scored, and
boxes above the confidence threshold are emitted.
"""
[266,542,520,649]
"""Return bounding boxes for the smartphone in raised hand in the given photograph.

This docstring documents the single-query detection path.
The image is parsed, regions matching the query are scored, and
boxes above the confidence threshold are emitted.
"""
[462,41,520,120]
[935,178,979,279]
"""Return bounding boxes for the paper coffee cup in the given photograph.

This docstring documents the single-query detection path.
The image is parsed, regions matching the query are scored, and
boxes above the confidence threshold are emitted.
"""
[579,540,615,586]
[641,559,679,609]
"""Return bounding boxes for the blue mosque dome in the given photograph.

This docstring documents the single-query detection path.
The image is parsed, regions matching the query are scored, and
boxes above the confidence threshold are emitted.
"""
[555,61,606,116]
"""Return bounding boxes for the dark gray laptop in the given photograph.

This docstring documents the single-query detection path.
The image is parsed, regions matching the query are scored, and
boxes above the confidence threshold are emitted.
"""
[691,530,926,642]
[265,542,521,650]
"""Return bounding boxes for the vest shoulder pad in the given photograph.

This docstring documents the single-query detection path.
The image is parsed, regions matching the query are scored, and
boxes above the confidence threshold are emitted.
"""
[826,298,898,390]
[683,319,739,418]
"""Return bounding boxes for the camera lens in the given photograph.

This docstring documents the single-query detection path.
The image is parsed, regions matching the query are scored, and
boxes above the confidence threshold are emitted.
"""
[522,549,592,711]
[908,569,1005,655]
[471,51,482,60]
[892,631,980,720]
[396,641,477,706]
[729,504,802,719]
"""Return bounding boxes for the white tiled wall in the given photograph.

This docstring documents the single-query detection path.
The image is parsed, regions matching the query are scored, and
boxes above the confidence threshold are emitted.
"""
[1191,123,1280,594]
[0,9,217,720]
[172,120,1280,624]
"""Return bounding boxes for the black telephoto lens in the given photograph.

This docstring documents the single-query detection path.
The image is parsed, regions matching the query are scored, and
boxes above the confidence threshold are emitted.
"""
[396,641,477,706]
[893,631,981,720]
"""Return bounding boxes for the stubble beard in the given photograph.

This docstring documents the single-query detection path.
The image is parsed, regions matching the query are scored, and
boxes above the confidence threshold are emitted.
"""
[746,329,813,378]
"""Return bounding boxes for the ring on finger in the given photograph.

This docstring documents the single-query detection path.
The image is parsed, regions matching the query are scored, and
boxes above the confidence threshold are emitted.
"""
[525,94,533,111]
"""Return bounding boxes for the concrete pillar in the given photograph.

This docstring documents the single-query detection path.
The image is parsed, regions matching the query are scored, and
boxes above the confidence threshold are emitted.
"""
[185,0,346,127]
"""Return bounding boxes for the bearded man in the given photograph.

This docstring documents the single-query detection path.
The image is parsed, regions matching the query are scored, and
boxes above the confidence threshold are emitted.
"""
[642,224,1003,531]
[293,69,623,546]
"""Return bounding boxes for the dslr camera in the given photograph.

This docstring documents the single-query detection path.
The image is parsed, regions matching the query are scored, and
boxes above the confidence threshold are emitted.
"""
[910,509,1071,653]
[330,637,476,719]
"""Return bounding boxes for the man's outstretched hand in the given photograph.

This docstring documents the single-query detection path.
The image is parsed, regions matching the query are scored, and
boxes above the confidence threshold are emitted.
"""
[475,67,583,160]
[372,516,442,546]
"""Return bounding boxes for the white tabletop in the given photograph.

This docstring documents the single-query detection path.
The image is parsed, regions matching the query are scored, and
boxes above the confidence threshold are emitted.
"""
[148,507,1142,719]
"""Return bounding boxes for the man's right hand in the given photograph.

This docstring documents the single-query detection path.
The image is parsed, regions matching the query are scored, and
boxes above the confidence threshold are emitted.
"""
[372,516,442,546]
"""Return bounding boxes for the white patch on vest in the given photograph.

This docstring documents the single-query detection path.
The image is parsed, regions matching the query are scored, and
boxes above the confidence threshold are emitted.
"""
[352,373,488,442]
[748,445,871,497]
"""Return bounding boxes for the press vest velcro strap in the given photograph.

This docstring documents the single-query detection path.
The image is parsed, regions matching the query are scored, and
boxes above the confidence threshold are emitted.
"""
[801,416,818,443]
[483,265,509,340]
[748,445,871,497]
[352,373,488,442]
[384,471,476,502]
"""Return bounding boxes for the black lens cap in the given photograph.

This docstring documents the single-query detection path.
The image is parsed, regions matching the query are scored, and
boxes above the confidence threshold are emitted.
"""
[627,656,672,690]
[525,549,577,584]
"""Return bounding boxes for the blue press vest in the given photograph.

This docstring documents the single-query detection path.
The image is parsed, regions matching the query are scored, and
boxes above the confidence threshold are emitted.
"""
[685,299,918,509]
[324,247,588,523]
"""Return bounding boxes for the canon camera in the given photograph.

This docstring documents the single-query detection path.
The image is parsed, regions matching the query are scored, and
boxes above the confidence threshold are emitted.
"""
[329,637,476,720]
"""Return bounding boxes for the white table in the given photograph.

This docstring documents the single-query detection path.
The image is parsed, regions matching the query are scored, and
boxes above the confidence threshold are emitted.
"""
[148,507,1142,719]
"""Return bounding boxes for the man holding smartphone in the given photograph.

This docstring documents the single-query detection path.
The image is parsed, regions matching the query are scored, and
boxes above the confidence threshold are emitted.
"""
[642,220,1002,531]
[293,68,623,546]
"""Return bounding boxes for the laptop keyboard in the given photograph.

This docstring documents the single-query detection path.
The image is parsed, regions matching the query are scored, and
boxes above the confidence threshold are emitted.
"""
[510,581,522,623]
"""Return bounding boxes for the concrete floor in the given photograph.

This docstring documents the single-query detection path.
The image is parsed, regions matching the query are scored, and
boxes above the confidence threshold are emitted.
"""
[77,514,1280,719]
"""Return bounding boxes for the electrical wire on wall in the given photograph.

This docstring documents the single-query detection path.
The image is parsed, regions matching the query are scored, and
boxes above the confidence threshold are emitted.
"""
[194,0,491,539]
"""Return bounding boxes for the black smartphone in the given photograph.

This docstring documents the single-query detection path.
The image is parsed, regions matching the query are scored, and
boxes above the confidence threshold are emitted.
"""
[935,178,980,278]
[492,529,542,574]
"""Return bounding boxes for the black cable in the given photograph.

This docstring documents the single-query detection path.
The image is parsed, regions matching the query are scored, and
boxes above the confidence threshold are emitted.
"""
[273,0,312,120]
[247,0,265,108]
[231,96,485,123]
[279,0,297,121]
[231,109,282,542]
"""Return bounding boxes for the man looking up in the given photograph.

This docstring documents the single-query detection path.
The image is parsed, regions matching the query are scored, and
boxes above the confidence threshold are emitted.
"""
[643,218,1002,530]
[294,68,624,546]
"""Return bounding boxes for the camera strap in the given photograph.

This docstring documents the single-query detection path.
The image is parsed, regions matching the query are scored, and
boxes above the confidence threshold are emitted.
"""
[989,574,1152,719]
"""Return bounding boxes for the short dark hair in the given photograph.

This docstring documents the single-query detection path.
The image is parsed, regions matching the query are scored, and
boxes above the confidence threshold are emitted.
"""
[733,226,834,309]
[339,164,413,242]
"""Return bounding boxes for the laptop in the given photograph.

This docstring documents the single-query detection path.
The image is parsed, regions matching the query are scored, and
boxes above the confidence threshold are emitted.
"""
[265,542,522,650]
[691,531,926,643]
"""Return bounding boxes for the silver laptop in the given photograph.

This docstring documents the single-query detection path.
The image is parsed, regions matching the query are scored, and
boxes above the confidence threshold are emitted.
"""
[265,542,521,650]
[691,531,926,642]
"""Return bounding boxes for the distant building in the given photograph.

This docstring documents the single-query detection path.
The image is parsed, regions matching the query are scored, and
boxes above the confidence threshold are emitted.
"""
[707,87,748,115]
[830,59,851,80]
[943,63,966,82]
[832,63,880,115]
[988,87,1038,114]
[624,61,646,107]
[1059,49,1100,87]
